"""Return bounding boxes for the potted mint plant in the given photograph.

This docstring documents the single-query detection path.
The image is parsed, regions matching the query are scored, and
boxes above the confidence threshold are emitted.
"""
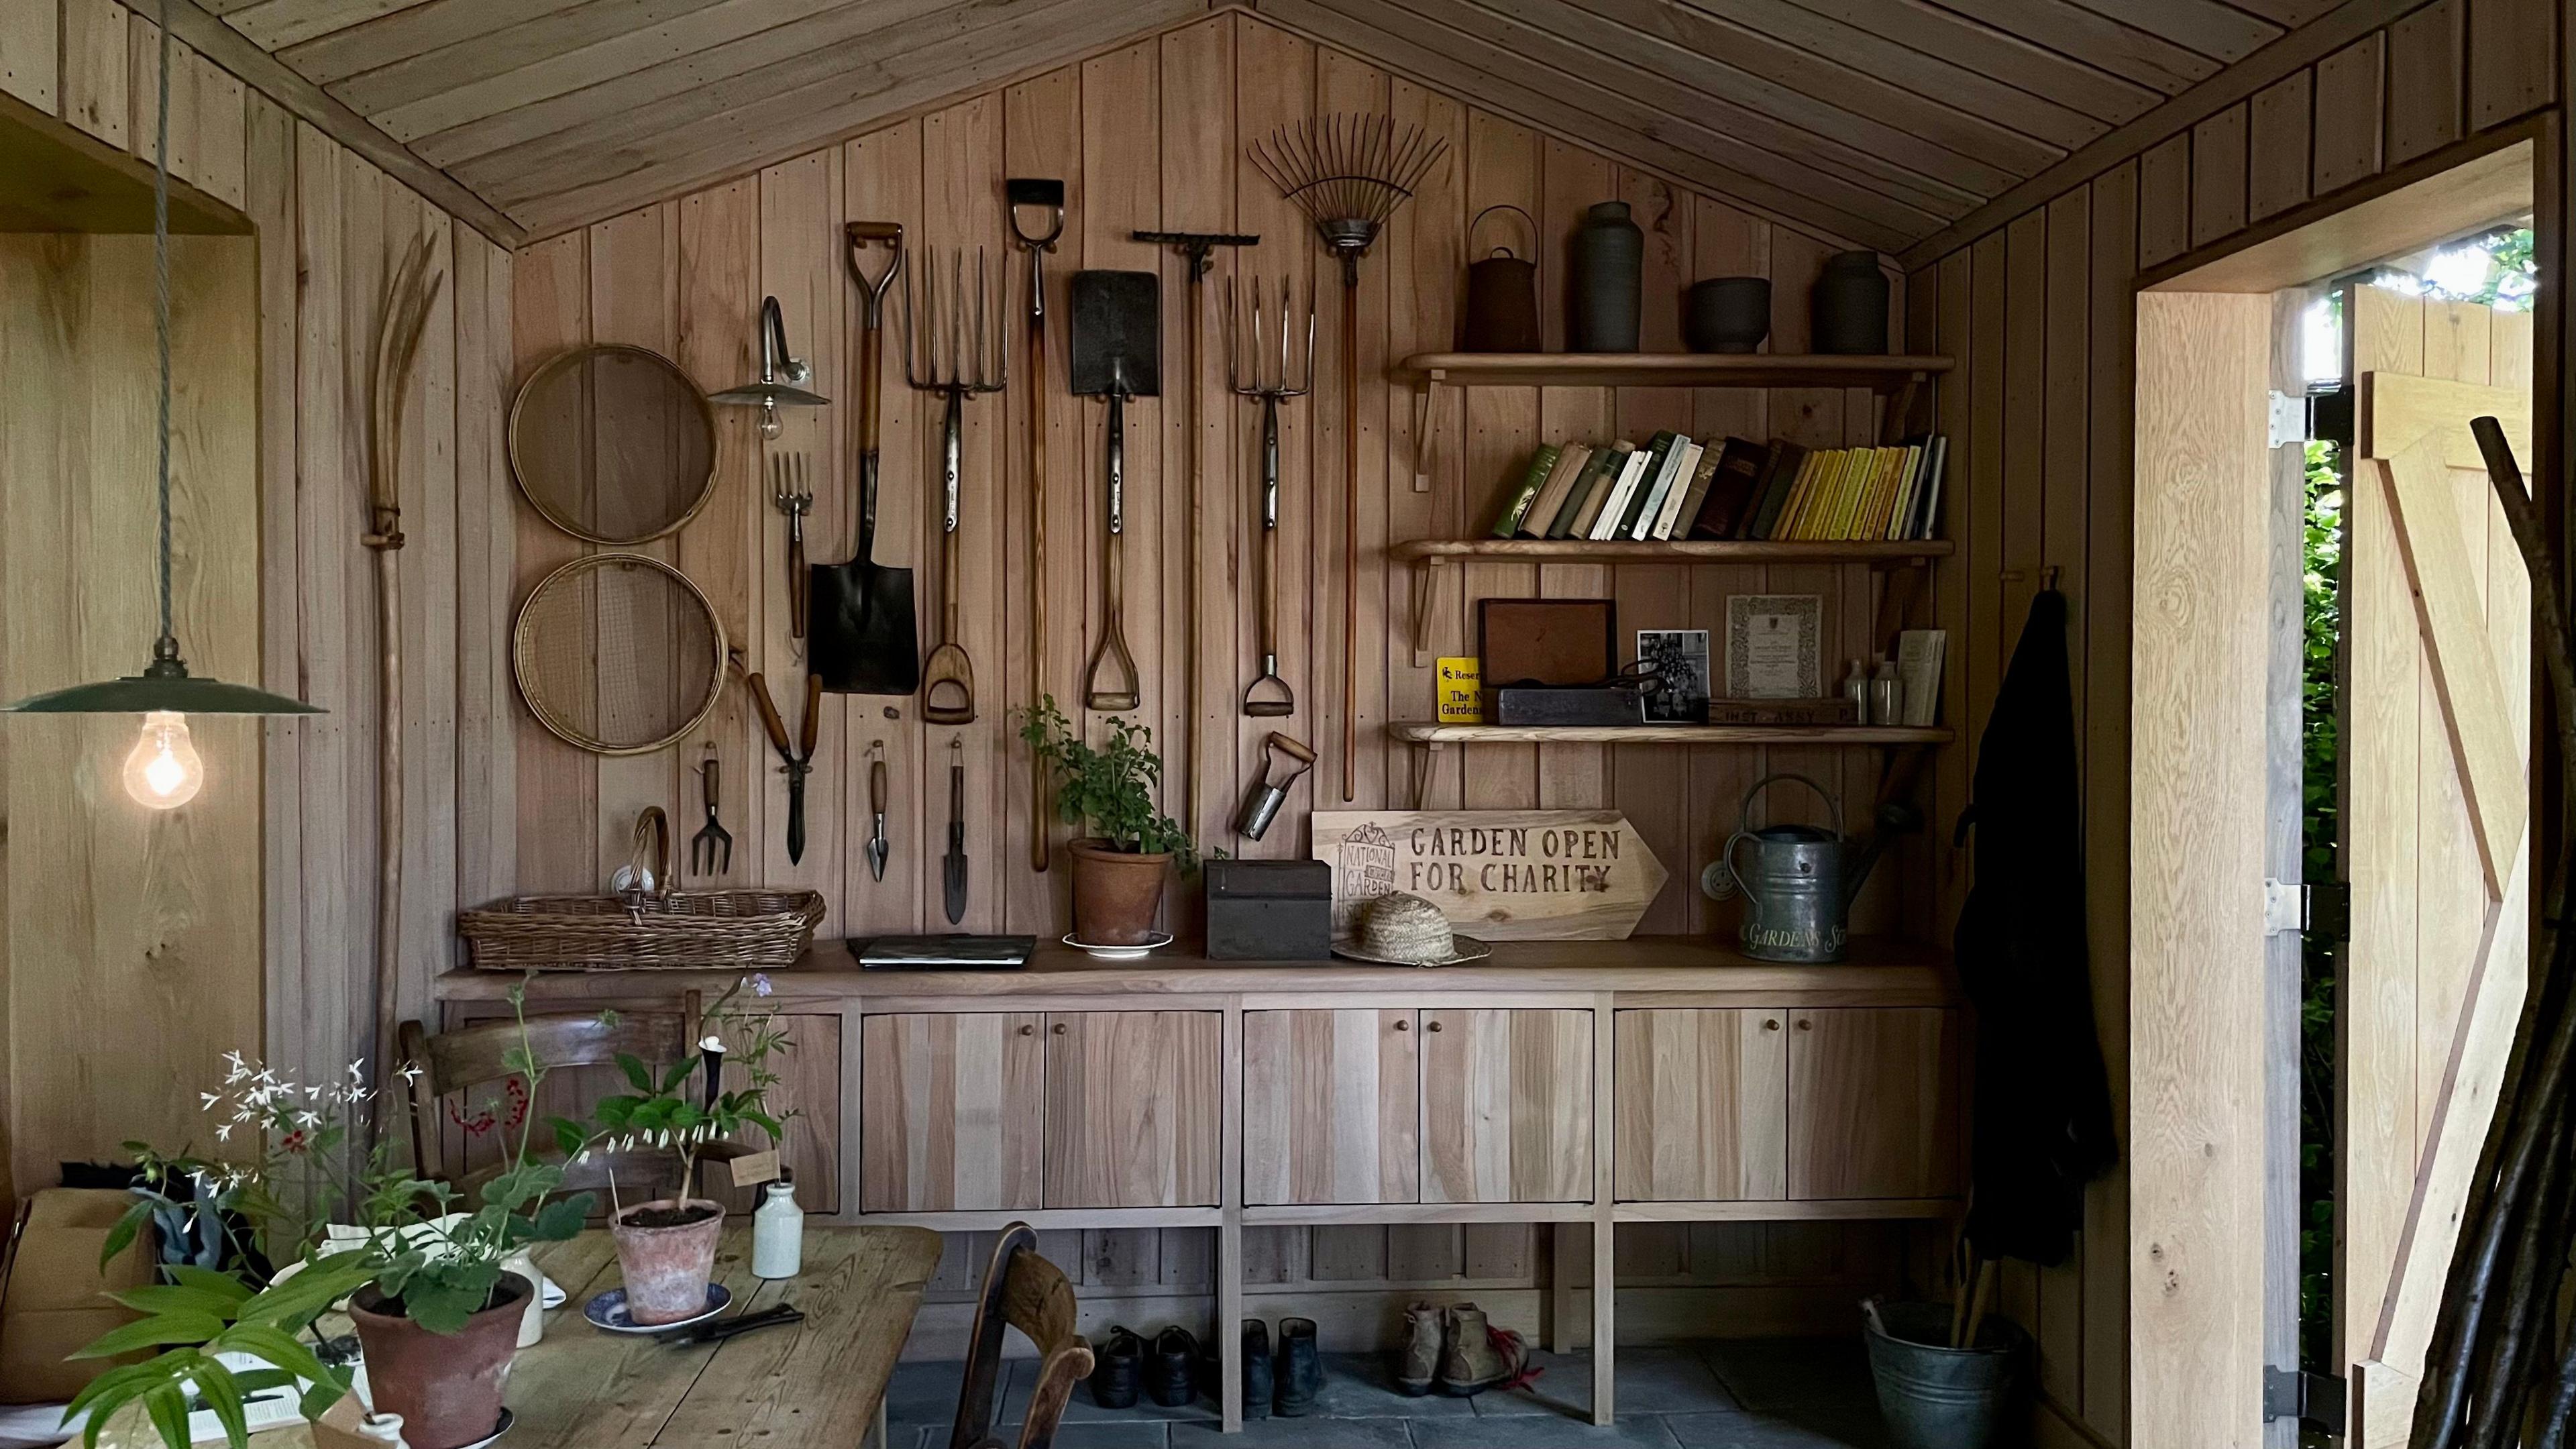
[1020,695,1199,945]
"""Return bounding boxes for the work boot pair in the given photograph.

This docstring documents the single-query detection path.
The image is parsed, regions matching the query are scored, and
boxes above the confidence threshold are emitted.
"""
[1396,1301,1538,1397]
[1086,1326,1199,1409]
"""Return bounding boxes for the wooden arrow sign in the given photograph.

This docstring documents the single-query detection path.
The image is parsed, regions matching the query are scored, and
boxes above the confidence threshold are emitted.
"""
[1311,810,1668,941]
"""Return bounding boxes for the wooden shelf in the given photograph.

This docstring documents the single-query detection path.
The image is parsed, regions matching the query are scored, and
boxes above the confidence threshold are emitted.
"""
[1392,352,1953,390]
[1391,538,1951,567]
[1389,724,1953,747]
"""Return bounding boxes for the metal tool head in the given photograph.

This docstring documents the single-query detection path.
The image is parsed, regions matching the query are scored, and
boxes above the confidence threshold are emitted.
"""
[768,451,812,517]
[844,221,904,317]
[1005,178,1066,250]
[1069,270,1161,398]
[1226,275,1316,399]
[1133,229,1260,280]
[900,246,1009,396]
[690,753,733,876]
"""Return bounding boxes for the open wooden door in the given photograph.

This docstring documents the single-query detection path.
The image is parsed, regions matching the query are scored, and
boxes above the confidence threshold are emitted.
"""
[2339,284,2534,1446]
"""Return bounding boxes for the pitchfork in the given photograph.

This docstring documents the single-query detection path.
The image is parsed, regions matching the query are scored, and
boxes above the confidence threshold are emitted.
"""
[1227,274,1315,718]
[901,246,1008,724]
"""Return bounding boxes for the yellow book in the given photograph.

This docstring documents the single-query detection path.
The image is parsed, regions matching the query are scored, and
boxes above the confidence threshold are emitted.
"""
[1858,447,1902,539]
[1800,448,1849,540]
[1774,449,1825,540]
[1824,448,1868,539]
[1882,445,1925,540]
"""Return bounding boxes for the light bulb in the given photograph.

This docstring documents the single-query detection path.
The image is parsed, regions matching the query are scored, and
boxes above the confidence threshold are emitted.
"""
[759,405,784,441]
[122,710,203,809]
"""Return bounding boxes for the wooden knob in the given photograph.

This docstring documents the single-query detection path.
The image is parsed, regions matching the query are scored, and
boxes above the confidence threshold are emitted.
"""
[1052,1022,1069,1035]
[1795,1018,1813,1031]
[1764,1018,1780,1030]
[1393,1019,1409,1032]
[1426,1020,1443,1033]
[1019,1024,1035,1036]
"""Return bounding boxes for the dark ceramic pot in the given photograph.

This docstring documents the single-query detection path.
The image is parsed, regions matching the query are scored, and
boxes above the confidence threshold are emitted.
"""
[1686,277,1771,354]
[1568,201,1642,352]
[347,1273,529,1449]
[1811,250,1891,355]
[1068,839,1171,945]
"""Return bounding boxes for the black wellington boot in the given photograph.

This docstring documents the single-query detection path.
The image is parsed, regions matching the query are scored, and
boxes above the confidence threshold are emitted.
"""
[1274,1316,1322,1417]
[1148,1326,1201,1408]
[1242,1320,1275,1419]
[1089,1325,1143,1409]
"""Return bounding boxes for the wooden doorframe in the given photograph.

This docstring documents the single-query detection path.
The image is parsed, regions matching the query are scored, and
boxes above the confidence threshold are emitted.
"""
[2129,142,2543,1449]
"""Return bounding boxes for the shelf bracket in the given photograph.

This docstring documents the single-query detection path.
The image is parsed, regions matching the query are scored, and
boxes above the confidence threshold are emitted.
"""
[1409,378,1438,492]
[1407,557,1446,667]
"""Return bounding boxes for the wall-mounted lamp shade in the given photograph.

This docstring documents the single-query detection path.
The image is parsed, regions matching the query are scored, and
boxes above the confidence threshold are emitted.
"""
[3,671,325,714]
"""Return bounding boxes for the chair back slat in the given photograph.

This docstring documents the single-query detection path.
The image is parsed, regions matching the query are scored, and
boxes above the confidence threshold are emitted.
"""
[398,998,698,1200]
[946,1225,1092,1449]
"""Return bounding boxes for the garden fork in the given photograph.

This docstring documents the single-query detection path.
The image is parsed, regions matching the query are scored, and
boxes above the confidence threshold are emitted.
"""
[900,245,1008,724]
[771,452,814,639]
[1227,274,1314,717]
[691,753,733,876]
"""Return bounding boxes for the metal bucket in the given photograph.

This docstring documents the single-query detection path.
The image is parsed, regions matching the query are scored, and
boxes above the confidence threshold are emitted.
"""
[1864,1301,2025,1449]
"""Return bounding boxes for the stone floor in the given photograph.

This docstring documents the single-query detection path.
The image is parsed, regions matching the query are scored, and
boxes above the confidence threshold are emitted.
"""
[880,1337,1891,1448]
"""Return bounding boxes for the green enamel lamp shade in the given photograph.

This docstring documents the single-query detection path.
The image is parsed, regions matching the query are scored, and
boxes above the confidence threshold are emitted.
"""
[3,647,321,715]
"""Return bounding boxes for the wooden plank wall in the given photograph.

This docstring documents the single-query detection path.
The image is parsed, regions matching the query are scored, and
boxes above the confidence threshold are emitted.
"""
[1902,0,2557,1444]
[486,9,1917,1324]
[1,1,513,1177]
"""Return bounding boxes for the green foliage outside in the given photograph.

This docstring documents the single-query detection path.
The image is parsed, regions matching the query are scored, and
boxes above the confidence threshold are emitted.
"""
[2300,438,2342,1375]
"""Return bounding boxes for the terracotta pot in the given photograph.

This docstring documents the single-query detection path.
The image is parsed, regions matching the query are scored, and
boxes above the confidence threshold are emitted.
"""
[609,1198,724,1324]
[1067,839,1171,945]
[347,1272,529,1449]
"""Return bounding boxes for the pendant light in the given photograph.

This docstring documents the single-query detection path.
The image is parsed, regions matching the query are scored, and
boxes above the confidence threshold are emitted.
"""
[1,0,322,807]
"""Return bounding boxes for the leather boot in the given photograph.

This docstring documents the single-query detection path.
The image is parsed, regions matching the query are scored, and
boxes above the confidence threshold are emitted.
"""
[1396,1301,1442,1396]
[1273,1316,1322,1416]
[1241,1320,1274,1419]
[1435,1303,1534,1396]
[1089,1325,1143,1408]
[1148,1326,1200,1407]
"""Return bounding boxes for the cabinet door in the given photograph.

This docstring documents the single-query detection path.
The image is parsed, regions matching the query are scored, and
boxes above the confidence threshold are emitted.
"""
[1244,1010,1419,1205]
[708,1013,846,1214]
[1421,1008,1593,1203]
[859,1013,1044,1212]
[1044,1012,1222,1208]
[1614,1008,1787,1201]
[1786,1008,1962,1199]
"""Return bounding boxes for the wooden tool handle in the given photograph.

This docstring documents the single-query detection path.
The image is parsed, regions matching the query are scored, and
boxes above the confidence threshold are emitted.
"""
[1028,289,1051,873]
[1260,506,1280,658]
[871,757,888,812]
[747,672,792,755]
[943,511,963,641]
[788,526,807,639]
[702,757,720,809]
[1339,281,1358,802]
[799,672,824,755]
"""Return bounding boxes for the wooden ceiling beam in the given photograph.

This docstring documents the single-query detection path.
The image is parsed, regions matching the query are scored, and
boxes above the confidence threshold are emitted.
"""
[103,0,524,244]
[2057,0,2283,64]
[278,0,604,86]
[1258,0,1914,250]
[220,0,435,51]
[1927,0,2224,93]
[1767,0,2164,123]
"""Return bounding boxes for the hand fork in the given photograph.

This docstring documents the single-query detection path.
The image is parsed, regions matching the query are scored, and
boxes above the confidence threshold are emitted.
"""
[771,453,814,639]
[691,755,733,876]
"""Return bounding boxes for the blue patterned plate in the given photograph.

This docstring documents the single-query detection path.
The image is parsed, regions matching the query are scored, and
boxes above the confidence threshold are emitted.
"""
[584,1283,731,1336]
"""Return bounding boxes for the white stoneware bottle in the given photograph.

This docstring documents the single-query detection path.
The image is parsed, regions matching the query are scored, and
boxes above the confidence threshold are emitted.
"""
[753,1177,802,1279]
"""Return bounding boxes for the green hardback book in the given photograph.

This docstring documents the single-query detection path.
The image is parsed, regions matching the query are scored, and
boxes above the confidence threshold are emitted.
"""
[1488,443,1560,537]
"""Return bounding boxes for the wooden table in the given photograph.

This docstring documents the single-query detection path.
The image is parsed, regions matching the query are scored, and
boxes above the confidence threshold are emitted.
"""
[104,1224,943,1449]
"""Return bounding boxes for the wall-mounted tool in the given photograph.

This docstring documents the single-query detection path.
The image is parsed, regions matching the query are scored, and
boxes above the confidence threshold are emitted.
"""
[1008,178,1066,873]
[769,453,814,639]
[901,246,1008,725]
[1251,114,1450,800]
[943,739,969,925]
[747,670,822,865]
[1070,270,1161,714]
[864,741,890,883]
[1234,732,1316,841]
[709,296,830,439]
[810,223,920,696]
[1135,227,1257,828]
[1226,275,1314,719]
[692,752,733,876]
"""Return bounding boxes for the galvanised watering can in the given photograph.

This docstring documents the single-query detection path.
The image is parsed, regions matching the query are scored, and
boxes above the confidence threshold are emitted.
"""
[1717,773,1866,963]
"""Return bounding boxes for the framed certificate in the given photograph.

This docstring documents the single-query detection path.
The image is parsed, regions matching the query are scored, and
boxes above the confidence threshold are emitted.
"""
[1724,594,1823,700]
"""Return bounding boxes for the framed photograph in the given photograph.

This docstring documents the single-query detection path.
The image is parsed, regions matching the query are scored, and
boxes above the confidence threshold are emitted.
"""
[1724,594,1823,699]
[1637,629,1711,723]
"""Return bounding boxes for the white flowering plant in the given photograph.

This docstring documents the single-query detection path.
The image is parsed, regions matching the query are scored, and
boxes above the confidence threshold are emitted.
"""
[67,979,592,1449]
[582,973,791,1210]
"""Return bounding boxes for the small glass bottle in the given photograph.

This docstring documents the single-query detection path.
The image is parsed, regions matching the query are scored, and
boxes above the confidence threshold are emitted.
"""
[1870,655,1902,727]
[753,1175,803,1279]
[1841,659,1872,723]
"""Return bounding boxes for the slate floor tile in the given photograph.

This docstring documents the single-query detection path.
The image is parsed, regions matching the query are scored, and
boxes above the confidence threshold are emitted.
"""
[1304,1352,1479,1418]
[1664,1410,1888,1449]
[1411,1413,1684,1448]
[1690,1338,1876,1415]
[1472,1347,1741,1417]
[1170,1417,1416,1448]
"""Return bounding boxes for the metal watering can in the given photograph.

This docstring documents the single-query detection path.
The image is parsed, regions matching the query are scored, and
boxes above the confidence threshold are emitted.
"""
[1714,773,1867,963]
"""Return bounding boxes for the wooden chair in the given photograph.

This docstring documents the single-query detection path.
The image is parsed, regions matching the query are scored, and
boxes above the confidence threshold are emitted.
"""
[947,1224,1093,1449]
[396,992,698,1204]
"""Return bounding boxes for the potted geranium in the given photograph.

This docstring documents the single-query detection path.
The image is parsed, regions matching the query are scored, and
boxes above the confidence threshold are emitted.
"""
[588,974,790,1326]
[68,979,592,1449]
[1019,694,1199,944]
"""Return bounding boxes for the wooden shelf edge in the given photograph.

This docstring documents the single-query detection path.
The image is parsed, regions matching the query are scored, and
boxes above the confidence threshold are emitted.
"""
[1391,539,1952,566]
[1391,352,1955,390]
[1389,724,1955,746]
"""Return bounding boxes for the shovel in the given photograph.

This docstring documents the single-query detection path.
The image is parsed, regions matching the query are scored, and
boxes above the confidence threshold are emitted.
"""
[810,221,920,696]
[1071,270,1159,713]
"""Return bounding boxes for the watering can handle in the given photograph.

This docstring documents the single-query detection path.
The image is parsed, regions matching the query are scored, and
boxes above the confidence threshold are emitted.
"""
[1719,828,1756,902]
[1468,204,1537,260]
[1736,771,1843,840]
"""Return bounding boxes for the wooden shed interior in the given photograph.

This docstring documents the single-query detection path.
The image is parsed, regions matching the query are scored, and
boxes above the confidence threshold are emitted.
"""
[0,1,2568,1446]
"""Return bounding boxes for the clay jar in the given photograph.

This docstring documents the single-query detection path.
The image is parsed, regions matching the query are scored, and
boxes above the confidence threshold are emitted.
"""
[609,1198,725,1324]
[1811,250,1892,355]
[1568,201,1643,352]
[1685,277,1771,354]
[1067,839,1172,946]
[347,1272,530,1449]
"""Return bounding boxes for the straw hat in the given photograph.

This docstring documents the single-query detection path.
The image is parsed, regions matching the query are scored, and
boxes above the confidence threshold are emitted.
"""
[1332,892,1492,967]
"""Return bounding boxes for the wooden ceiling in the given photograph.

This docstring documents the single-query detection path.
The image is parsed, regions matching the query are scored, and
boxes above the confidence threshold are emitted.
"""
[191,0,2351,245]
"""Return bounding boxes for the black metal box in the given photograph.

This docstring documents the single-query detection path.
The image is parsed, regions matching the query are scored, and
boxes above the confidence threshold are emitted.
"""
[1489,686,1646,727]
[1203,859,1332,960]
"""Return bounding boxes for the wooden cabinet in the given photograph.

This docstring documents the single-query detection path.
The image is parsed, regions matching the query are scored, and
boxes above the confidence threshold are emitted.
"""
[1243,1010,1419,1206]
[1786,1008,1962,1199]
[1043,1012,1222,1208]
[1613,1008,1788,1201]
[1420,1008,1593,1203]
[859,1013,1044,1213]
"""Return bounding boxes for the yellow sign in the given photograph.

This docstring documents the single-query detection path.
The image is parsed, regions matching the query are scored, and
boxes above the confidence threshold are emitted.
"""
[1436,657,1482,724]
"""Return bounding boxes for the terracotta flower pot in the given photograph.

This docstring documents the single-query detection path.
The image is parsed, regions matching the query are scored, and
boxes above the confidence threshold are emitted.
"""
[1067,839,1171,946]
[610,1198,724,1324]
[347,1272,529,1449]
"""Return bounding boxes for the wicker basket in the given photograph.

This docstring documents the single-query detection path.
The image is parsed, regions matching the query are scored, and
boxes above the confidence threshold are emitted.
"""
[458,807,824,971]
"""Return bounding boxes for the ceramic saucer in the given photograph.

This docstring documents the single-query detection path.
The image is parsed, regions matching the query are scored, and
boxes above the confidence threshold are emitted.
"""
[450,1408,515,1449]
[584,1284,731,1336]
[1062,931,1173,962]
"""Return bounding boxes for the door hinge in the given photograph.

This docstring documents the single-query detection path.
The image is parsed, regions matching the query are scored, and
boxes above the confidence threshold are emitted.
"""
[2263,879,2304,934]
[2308,881,2351,940]
[2264,1367,2347,1435]
[2268,385,2355,450]
[2269,392,2312,448]
[2262,880,2351,939]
